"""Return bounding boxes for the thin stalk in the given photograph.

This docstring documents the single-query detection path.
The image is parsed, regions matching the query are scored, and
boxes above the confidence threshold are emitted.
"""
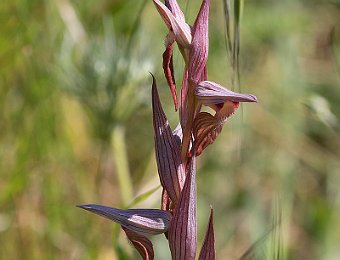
[111,125,133,207]
[124,0,148,59]
[232,0,244,162]
[232,0,243,92]
[222,0,232,63]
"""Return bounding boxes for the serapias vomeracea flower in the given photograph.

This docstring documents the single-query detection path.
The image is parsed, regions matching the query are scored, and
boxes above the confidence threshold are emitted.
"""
[193,81,257,156]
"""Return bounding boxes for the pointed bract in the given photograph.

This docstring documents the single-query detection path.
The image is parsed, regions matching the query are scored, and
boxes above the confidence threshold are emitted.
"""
[153,0,192,47]
[152,75,186,202]
[77,204,171,235]
[169,156,197,260]
[188,0,210,83]
[198,209,216,260]
[165,0,185,22]
[123,227,155,260]
[196,81,257,106]
[153,0,172,28]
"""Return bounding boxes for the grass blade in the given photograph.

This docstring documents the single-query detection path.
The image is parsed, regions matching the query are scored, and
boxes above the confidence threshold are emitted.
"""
[222,0,232,60]
[232,0,243,91]
[127,185,161,208]
[239,198,283,260]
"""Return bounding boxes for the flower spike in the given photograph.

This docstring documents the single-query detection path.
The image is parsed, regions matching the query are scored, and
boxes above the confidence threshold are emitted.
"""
[79,1,259,258]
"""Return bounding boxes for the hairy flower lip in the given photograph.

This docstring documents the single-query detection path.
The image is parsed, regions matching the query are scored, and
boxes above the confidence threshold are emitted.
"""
[77,204,171,235]
[196,81,258,105]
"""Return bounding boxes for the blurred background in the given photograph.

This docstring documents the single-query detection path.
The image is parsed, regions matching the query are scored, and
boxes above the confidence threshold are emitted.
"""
[1,0,340,259]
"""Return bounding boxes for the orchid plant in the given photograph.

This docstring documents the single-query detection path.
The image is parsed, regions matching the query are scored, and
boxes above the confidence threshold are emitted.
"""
[78,0,257,259]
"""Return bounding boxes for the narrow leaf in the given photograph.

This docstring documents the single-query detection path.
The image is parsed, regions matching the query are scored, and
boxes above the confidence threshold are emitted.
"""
[77,204,171,235]
[152,75,186,202]
[128,185,161,208]
[123,227,154,260]
[198,208,215,260]
[169,156,197,260]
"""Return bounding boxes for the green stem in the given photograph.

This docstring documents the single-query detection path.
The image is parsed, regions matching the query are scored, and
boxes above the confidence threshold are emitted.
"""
[111,125,133,207]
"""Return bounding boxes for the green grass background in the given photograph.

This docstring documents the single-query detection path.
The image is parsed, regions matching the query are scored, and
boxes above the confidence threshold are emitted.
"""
[1,0,340,259]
